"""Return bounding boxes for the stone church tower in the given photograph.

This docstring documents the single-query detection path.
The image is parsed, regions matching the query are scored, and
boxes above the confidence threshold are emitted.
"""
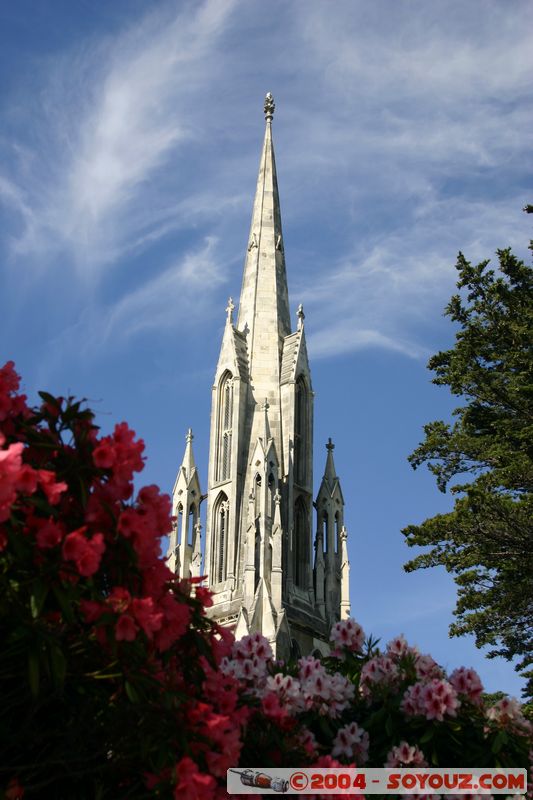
[168,94,350,658]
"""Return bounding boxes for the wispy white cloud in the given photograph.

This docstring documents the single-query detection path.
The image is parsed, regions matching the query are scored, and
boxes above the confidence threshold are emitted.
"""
[1,0,237,275]
[101,236,224,344]
[276,1,533,358]
[1,0,531,367]
[302,194,531,360]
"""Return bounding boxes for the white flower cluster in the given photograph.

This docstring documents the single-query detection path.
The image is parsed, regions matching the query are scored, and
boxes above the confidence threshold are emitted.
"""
[360,655,400,697]
[331,721,369,763]
[262,655,355,719]
[330,618,365,657]
[486,696,532,735]
[219,632,272,683]
[385,740,427,767]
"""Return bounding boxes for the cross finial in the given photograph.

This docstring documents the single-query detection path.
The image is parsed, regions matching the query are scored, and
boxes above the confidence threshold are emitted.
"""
[264,92,275,122]
[186,428,194,443]
[326,437,334,451]
[261,397,270,412]
[297,303,305,330]
[225,296,235,324]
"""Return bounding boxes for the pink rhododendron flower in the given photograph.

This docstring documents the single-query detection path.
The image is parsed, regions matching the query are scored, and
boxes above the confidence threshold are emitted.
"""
[449,667,483,705]
[264,673,305,714]
[486,696,532,734]
[202,661,240,716]
[80,599,104,623]
[62,528,105,576]
[331,721,369,763]
[203,711,243,777]
[360,655,400,697]
[261,690,290,724]
[385,740,427,767]
[37,470,67,505]
[298,726,318,757]
[15,465,39,495]
[330,617,365,656]
[154,594,191,651]
[0,361,28,422]
[115,614,138,641]
[297,656,355,718]
[93,441,116,468]
[35,519,65,549]
[131,597,163,638]
[221,633,273,684]
[386,634,420,662]
[107,586,131,612]
[402,678,460,722]
[173,756,216,800]
[414,653,443,680]
[0,441,25,522]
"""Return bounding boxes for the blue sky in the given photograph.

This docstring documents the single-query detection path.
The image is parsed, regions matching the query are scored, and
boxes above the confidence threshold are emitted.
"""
[1,0,532,695]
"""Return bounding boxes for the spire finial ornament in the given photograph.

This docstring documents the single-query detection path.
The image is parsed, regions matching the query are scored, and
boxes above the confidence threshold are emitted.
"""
[264,92,275,122]
[226,297,235,324]
[186,428,193,443]
[326,437,334,451]
[297,303,305,330]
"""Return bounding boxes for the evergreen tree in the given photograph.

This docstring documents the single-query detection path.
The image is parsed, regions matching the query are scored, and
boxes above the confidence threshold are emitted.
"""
[403,207,533,699]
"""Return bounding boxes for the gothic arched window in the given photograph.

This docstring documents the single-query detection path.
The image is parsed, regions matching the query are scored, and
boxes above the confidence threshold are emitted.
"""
[254,474,262,519]
[294,376,308,486]
[268,472,275,520]
[187,504,197,546]
[216,371,233,482]
[293,497,308,588]
[175,502,183,547]
[212,492,228,584]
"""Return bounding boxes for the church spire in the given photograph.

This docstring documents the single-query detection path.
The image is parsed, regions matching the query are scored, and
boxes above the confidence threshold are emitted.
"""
[168,429,202,579]
[324,437,337,487]
[236,93,291,370]
[200,93,350,657]
[182,428,196,478]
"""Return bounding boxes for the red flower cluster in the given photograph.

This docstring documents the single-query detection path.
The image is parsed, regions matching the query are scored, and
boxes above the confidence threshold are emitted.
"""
[0,361,254,798]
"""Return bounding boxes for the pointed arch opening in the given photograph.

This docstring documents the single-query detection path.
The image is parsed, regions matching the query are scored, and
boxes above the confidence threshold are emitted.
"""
[293,496,309,589]
[175,502,184,546]
[294,375,308,486]
[268,472,275,520]
[216,371,233,482]
[187,504,196,546]
[212,492,229,585]
[254,474,262,519]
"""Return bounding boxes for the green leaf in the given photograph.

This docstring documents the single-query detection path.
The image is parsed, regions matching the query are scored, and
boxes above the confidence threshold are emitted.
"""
[30,579,48,619]
[419,727,434,743]
[491,729,508,754]
[125,680,140,704]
